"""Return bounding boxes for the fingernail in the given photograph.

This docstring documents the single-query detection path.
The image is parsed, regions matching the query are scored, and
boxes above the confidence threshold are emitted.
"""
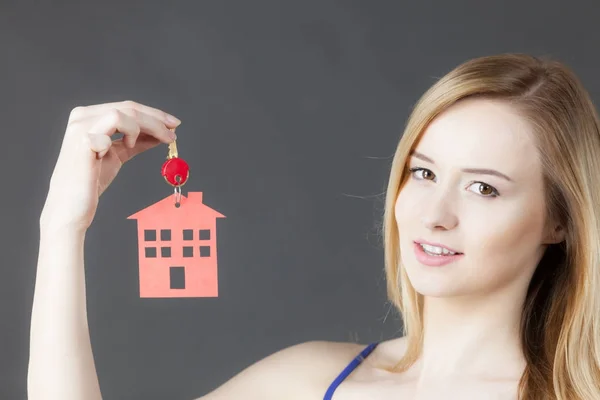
[168,129,177,140]
[166,114,181,125]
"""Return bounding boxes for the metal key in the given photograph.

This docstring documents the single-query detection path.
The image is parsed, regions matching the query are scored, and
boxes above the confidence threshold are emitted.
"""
[161,129,190,187]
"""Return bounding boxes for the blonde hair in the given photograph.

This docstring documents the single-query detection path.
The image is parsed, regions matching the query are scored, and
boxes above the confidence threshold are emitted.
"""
[382,53,600,399]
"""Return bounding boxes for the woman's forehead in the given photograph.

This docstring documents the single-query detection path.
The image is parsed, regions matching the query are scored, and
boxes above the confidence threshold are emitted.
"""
[414,99,540,177]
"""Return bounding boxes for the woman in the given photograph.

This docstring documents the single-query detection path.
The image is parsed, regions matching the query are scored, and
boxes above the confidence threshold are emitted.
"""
[28,53,600,399]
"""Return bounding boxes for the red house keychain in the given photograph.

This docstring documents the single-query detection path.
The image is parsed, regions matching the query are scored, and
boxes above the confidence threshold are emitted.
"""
[128,127,226,299]
[161,128,190,207]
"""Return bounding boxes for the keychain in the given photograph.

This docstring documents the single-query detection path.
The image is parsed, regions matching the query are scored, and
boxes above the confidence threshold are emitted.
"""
[161,128,190,207]
[128,126,225,298]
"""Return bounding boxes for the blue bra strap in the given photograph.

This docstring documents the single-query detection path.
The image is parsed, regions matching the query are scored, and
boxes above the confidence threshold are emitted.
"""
[323,342,379,400]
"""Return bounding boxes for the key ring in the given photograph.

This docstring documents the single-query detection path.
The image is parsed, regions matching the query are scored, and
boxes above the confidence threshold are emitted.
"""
[174,186,182,207]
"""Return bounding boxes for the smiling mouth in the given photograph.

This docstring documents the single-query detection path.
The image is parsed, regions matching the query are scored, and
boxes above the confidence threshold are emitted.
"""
[413,242,464,267]
[417,242,463,256]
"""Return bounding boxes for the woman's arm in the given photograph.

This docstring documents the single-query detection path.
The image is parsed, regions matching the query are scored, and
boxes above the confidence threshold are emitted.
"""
[27,100,180,399]
[28,223,102,399]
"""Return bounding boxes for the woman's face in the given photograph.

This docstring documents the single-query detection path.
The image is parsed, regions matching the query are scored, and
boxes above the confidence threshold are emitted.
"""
[395,98,562,298]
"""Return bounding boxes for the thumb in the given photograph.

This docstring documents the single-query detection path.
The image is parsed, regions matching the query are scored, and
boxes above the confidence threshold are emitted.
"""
[87,133,113,159]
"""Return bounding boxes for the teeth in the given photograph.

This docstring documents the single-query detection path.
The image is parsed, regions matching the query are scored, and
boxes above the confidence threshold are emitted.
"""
[420,243,457,256]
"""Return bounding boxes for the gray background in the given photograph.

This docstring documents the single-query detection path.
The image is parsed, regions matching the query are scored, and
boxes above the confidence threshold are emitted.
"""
[2,1,599,399]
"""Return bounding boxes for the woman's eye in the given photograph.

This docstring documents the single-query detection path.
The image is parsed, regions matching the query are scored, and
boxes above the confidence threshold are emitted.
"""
[467,182,500,197]
[409,167,435,181]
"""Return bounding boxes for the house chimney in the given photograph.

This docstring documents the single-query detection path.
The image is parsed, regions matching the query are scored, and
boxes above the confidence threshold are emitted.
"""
[187,192,203,204]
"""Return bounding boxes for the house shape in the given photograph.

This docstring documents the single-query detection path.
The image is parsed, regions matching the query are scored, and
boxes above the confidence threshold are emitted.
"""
[127,192,225,298]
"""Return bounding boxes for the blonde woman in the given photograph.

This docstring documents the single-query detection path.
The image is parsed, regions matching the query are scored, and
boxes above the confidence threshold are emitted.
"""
[28,53,600,399]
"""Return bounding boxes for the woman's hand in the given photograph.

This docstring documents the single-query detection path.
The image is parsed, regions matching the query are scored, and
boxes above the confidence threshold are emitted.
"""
[40,100,181,233]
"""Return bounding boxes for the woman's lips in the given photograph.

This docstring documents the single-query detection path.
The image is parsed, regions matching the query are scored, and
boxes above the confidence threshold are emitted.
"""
[413,242,464,267]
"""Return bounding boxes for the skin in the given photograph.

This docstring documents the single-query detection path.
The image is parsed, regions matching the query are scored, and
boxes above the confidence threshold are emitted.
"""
[29,99,564,400]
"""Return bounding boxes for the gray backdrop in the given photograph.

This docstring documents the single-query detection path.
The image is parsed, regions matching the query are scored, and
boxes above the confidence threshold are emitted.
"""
[2,1,599,399]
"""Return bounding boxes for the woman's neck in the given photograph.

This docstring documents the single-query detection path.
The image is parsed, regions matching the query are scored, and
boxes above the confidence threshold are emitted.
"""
[415,290,527,382]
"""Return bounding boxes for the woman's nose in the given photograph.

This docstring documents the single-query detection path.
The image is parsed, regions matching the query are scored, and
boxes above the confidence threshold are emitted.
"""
[419,191,458,231]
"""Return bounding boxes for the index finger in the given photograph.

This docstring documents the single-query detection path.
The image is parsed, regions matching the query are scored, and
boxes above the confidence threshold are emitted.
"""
[69,100,181,128]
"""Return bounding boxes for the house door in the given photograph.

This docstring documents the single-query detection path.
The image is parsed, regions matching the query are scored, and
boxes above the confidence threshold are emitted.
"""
[170,266,185,289]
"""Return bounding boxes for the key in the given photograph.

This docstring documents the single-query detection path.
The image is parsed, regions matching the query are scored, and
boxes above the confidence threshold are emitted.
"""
[161,129,190,187]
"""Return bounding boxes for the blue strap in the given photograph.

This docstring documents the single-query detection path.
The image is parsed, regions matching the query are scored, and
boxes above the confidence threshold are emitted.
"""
[323,342,379,400]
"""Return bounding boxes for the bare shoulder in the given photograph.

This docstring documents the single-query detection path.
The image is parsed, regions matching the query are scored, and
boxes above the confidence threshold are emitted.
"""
[197,340,367,400]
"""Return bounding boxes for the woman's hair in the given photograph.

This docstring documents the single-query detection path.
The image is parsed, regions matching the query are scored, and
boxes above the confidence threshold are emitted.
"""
[382,53,600,399]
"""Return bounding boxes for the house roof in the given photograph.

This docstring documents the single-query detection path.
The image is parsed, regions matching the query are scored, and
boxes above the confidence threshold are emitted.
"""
[127,191,226,221]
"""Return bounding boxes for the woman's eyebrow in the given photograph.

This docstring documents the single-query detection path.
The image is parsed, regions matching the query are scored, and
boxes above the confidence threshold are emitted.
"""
[410,151,514,182]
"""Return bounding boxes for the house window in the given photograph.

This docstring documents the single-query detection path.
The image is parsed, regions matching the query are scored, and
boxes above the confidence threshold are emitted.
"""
[161,229,171,241]
[183,229,193,240]
[183,246,193,257]
[170,266,185,289]
[199,229,211,240]
[161,247,171,257]
[145,247,157,258]
[144,230,156,241]
[200,246,211,257]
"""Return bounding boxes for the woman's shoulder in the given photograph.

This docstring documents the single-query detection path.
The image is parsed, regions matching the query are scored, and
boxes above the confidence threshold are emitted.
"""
[198,339,390,400]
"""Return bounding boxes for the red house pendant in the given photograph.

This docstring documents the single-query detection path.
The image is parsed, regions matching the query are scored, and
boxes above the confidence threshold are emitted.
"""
[127,192,225,298]
[127,135,226,298]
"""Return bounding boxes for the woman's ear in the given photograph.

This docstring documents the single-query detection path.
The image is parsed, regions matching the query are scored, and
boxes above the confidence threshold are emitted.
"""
[543,223,566,245]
